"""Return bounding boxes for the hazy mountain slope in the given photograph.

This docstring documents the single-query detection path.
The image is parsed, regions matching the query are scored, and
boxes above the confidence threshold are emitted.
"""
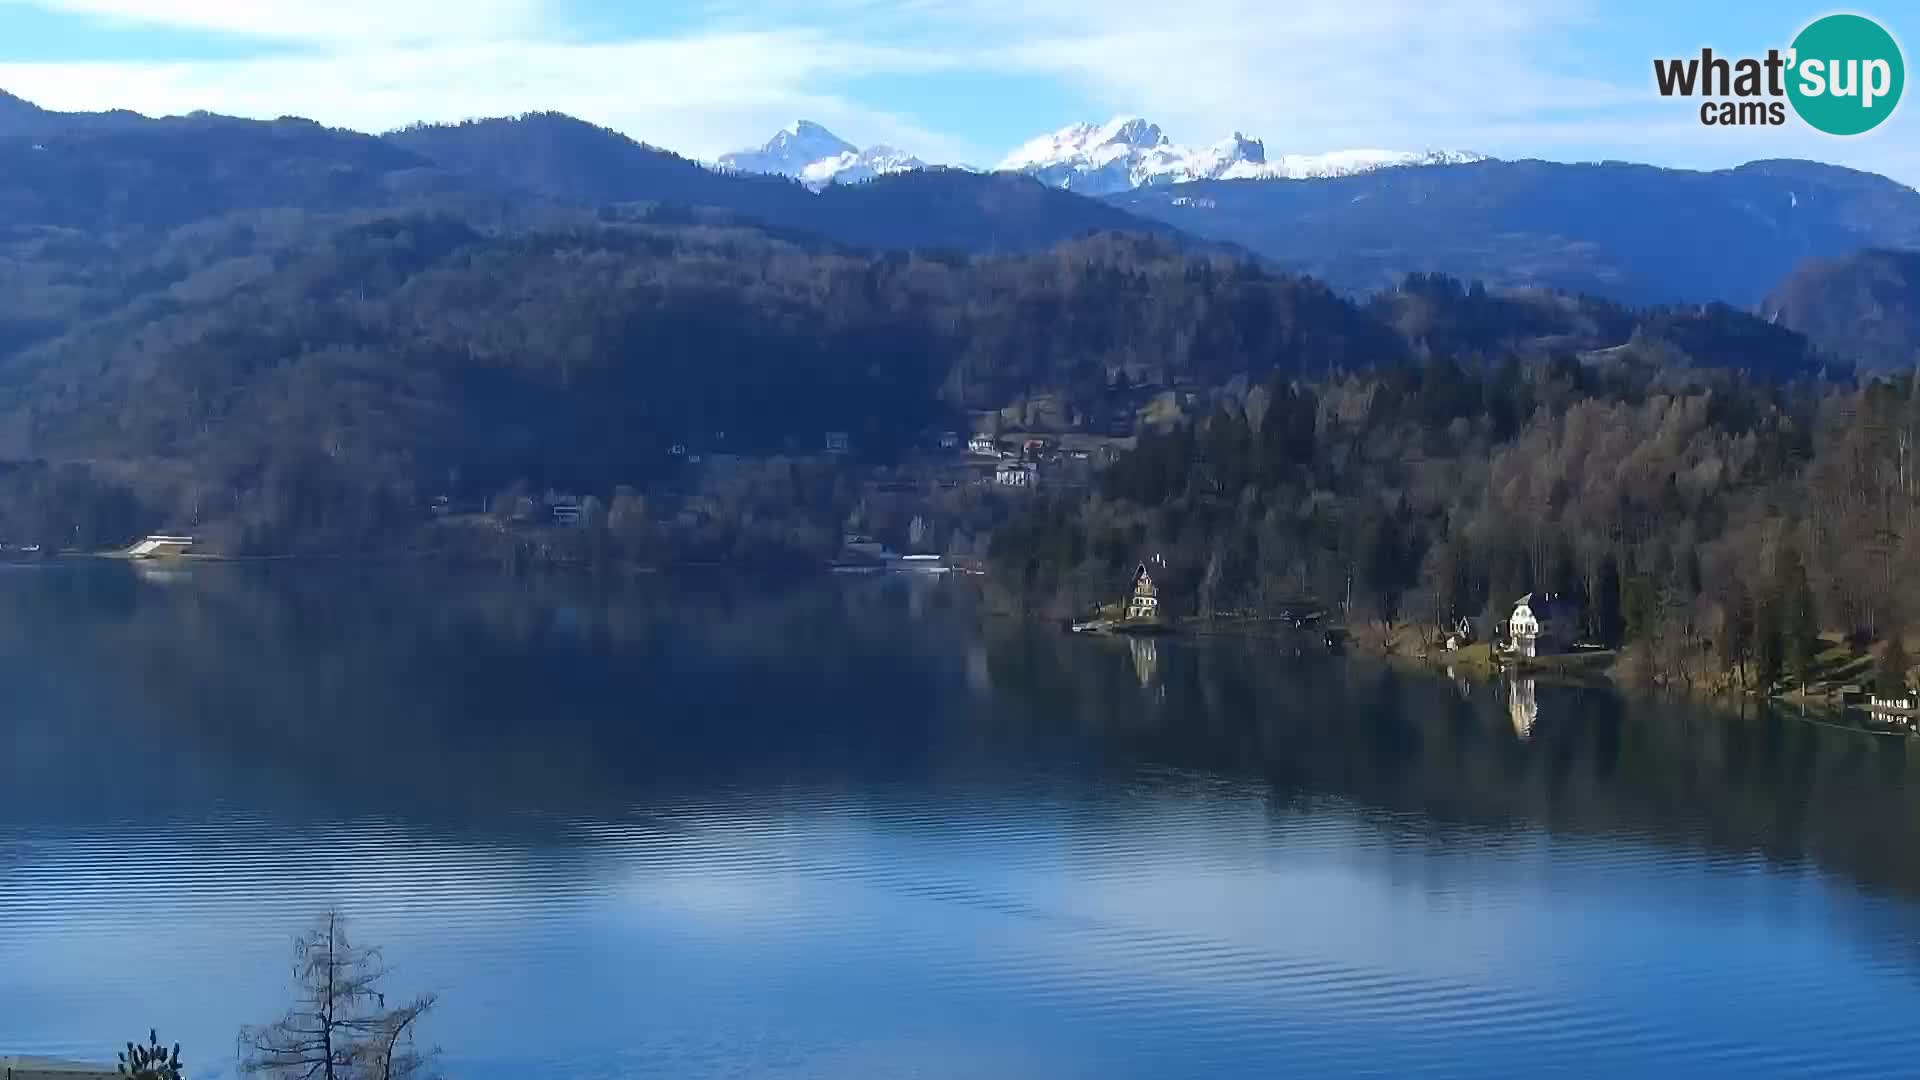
[1111,159,1920,305]
[384,114,1176,252]
[1763,249,1920,369]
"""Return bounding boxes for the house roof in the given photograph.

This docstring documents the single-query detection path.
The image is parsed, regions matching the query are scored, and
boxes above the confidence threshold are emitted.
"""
[1513,592,1582,619]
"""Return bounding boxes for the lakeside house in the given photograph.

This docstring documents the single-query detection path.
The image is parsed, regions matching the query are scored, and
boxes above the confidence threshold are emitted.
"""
[1126,563,1161,622]
[125,535,193,559]
[825,431,851,455]
[1507,593,1581,658]
[968,434,999,457]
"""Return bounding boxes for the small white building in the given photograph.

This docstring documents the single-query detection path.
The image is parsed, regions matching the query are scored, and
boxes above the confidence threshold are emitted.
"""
[1508,593,1580,658]
[1509,595,1541,658]
[994,462,1037,489]
[1125,563,1160,621]
[126,535,194,559]
[968,434,999,457]
[825,431,851,455]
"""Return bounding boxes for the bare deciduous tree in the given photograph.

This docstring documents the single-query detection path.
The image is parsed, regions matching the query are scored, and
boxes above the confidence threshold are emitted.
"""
[239,910,437,1080]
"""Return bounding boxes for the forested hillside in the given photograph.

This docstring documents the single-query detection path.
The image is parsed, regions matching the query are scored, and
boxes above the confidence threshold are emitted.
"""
[0,207,1848,560]
[991,354,1920,692]
[0,85,1913,658]
[1765,249,1920,371]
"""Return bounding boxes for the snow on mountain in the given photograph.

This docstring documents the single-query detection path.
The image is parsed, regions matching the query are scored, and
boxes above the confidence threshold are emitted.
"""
[996,117,1484,195]
[717,121,927,188]
[717,116,1479,194]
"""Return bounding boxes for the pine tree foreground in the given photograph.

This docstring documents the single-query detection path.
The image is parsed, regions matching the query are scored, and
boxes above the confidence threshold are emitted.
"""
[117,1029,184,1080]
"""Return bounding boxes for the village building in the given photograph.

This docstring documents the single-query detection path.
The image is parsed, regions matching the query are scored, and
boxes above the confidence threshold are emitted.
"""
[1125,563,1161,622]
[968,434,999,457]
[1507,593,1582,658]
[994,462,1037,488]
[825,431,851,455]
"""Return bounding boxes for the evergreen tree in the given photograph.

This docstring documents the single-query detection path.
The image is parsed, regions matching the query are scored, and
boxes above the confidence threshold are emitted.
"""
[1881,627,1911,692]
[1721,585,1755,689]
[1755,597,1785,691]
[118,1029,184,1080]
[1776,546,1819,689]
[1595,555,1625,647]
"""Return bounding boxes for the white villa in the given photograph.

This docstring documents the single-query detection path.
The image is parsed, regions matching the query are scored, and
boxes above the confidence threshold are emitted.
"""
[1125,563,1160,622]
[1509,595,1542,658]
[1508,593,1581,658]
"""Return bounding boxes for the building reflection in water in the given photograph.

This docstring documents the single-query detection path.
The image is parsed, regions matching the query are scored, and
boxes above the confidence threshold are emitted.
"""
[1129,635,1160,689]
[967,642,992,696]
[1508,676,1539,739]
[1446,665,1472,701]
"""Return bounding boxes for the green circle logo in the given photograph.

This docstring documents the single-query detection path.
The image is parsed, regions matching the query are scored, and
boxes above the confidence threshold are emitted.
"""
[1787,13,1904,135]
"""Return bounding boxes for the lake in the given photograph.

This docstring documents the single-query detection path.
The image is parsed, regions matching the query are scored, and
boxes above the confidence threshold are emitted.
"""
[5,563,1920,1078]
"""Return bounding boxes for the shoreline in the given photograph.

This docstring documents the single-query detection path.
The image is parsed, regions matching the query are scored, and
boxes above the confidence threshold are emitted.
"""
[1002,598,1902,735]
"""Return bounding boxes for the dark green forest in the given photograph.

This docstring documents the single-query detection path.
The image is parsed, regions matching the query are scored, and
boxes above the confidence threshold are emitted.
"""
[988,325,1920,692]
[3,93,1920,690]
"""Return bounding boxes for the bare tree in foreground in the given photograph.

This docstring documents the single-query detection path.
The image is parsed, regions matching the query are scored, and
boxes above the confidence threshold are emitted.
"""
[238,910,438,1080]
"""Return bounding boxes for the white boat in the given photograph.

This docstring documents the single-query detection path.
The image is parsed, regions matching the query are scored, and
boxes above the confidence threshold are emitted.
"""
[889,554,950,574]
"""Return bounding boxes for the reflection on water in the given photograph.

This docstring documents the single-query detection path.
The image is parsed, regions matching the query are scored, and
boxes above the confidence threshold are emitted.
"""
[1127,635,1159,688]
[3,565,1920,1079]
[1507,676,1538,739]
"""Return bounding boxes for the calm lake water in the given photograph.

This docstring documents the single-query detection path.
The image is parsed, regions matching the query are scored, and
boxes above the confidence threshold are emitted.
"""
[6,564,1920,1078]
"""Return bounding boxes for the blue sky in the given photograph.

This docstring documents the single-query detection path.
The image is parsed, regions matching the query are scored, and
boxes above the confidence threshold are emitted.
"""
[0,0,1914,183]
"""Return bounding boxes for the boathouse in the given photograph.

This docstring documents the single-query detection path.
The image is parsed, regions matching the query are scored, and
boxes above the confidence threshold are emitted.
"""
[125,535,194,559]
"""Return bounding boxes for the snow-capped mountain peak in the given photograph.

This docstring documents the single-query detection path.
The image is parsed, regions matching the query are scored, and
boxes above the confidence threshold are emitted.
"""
[715,115,1482,194]
[718,121,926,189]
[998,116,1168,174]
[995,116,1485,195]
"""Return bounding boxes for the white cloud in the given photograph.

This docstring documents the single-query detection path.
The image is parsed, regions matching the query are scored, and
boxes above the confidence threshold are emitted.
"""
[0,0,1914,185]
[0,27,983,163]
[4,0,550,43]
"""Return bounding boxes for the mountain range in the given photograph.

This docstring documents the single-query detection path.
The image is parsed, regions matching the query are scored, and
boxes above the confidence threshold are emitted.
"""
[4,87,1920,559]
[716,121,925,188]
[991,117,1483,196]
[711,115,1482,195]
[3,89,1920,346]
